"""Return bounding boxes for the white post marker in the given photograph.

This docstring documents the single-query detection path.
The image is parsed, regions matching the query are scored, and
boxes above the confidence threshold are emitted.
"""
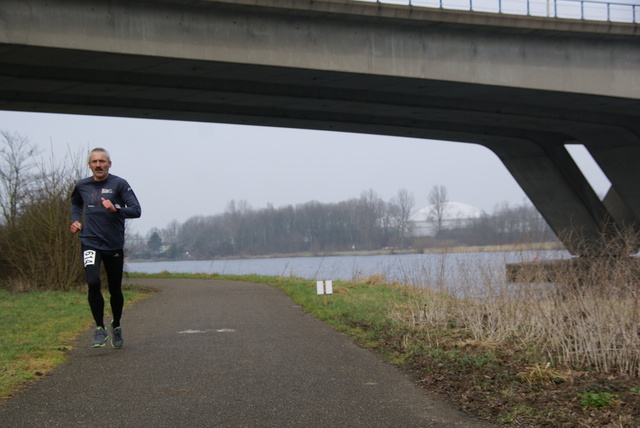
[316,280,333,305]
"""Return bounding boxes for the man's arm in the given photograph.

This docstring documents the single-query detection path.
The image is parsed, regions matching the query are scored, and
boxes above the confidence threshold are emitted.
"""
[119,181,141,219]
[70,186,83,233]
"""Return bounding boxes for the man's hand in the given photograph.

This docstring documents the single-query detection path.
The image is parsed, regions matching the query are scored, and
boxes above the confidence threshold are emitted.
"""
[101,197,117,213]
[70,221,83,234]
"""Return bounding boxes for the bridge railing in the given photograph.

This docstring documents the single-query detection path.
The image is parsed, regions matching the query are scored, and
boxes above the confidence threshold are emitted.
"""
[355,0,639,23]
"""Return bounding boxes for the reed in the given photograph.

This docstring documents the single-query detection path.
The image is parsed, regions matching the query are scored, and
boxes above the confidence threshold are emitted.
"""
[389,237,640,378]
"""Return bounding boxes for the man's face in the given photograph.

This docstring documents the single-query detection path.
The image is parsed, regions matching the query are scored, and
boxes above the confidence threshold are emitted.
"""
[88,152,111,181]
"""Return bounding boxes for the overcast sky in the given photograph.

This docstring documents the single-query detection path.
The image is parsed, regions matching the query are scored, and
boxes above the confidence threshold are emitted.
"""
[1,110,610,237]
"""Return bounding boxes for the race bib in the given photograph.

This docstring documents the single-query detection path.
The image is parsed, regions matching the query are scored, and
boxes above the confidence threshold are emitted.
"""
[83,250,97,267]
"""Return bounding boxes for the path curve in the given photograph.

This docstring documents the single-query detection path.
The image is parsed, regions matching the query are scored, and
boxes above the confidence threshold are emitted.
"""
[1,278,494,427]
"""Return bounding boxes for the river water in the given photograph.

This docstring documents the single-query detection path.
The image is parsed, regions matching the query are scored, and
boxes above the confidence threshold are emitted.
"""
[126,249,570,295]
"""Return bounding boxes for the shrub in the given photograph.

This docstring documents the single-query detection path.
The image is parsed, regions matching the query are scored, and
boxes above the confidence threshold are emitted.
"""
[0,143,85,291]
[2,188,84,290]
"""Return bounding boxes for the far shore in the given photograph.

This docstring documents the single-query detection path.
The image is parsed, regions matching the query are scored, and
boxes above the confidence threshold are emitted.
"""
[127,241,564,263]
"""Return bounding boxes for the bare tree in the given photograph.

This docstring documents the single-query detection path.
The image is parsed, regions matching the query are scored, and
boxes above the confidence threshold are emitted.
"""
[162,219,181,245]
[0,131,40,227]
[428,184,449,235]
[223,199,253,251]
[358,189,386,248]
[390,188,415,247]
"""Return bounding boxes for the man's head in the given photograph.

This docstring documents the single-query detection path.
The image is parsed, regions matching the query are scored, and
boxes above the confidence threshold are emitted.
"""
[88,148,112,181]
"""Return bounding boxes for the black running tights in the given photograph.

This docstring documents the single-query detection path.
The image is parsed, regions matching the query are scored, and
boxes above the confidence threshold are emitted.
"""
[82,246,124,329]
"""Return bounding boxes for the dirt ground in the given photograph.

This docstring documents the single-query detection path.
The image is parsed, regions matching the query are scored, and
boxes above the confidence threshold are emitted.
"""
[396,343,640,427]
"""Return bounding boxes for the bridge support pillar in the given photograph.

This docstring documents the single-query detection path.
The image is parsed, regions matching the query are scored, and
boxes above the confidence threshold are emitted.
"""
[588,143,640,231]
[485,134,639,256]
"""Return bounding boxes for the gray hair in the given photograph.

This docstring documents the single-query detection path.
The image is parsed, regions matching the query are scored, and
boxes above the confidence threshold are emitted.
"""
[88,147,111,163]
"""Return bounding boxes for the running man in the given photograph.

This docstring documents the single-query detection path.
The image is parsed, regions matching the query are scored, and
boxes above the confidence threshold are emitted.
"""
[70,147,141,348]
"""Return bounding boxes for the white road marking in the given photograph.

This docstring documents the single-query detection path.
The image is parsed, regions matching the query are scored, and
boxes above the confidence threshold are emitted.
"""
[178,329,236,334]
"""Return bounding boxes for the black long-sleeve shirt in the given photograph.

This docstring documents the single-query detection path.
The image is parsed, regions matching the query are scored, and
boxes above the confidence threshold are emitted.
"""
[71,174,141,250]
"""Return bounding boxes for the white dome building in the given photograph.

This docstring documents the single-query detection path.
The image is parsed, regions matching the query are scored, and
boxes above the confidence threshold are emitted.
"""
[410,202,485,236]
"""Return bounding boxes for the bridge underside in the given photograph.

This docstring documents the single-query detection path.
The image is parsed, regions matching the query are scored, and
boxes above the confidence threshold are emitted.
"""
[1,0,639,255]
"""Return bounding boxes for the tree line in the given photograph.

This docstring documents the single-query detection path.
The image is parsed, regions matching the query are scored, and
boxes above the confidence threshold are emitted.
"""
[131,188,417,259]
[132,188,556,260]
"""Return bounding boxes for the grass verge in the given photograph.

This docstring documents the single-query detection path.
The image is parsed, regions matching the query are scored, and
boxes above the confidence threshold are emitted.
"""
[0,285,153,398]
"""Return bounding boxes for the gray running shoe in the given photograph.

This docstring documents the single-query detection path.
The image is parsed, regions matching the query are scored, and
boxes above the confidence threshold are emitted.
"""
[110,322,123,349]
[92,327,108,348]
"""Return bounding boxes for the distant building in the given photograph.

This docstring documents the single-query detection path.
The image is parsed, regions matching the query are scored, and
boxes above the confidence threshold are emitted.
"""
[410,202,484,236]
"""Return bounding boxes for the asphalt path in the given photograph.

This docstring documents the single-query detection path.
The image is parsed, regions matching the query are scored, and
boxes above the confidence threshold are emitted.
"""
[1,278,494,427]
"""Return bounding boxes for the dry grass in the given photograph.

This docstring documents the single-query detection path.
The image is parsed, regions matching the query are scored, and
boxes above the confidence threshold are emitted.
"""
[386,229,640,380]
[378,240,640,426]
[517,362,571,385]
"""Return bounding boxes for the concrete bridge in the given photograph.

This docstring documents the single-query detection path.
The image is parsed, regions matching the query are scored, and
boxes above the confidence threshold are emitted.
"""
[1,0,639,255]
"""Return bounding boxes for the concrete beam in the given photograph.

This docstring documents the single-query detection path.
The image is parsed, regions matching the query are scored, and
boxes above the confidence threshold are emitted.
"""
[1,0,638,98]
[0,0,639,255]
